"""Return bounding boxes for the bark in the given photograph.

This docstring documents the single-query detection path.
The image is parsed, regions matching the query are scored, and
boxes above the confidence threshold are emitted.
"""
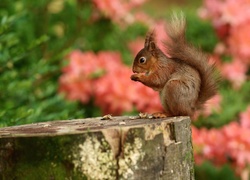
[0,116,194,180]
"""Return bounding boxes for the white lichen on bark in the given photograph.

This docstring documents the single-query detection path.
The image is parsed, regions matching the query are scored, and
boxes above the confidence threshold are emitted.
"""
[118,137,145,179]
[144,122,175,146]
[73,135,117,180]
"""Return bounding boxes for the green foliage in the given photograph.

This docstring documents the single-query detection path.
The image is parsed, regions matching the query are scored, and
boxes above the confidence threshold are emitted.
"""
[1,136,85,179]
[0,0,147,127]
[186,14,218,53]
[194,81,250,128]
[0,1,85,126]
[0,13,83,126]
[195,161,240,180]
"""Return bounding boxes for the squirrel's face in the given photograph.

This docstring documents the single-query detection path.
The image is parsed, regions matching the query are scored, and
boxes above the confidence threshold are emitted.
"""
[132,48,157,75]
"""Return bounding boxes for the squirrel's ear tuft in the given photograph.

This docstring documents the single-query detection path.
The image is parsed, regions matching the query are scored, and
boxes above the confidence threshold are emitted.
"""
[149,41,156,51]
[144,31,156,51]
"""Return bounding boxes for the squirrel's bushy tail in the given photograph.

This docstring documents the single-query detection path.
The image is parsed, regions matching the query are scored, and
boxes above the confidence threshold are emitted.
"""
[164,13,218,107]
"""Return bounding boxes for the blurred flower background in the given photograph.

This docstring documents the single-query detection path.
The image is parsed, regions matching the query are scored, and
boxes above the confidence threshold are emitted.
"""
[0,0,250,179]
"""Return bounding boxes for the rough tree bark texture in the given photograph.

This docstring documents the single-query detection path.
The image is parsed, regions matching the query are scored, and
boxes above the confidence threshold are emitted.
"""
[0,116,194,180]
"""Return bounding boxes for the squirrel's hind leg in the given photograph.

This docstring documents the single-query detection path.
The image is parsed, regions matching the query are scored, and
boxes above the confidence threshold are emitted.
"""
[161,78,199,117]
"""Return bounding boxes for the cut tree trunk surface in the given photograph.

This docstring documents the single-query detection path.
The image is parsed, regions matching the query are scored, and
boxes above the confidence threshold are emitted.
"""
[0,116,194,180]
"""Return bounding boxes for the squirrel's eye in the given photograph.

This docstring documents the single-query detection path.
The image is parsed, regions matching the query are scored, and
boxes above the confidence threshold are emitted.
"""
[139,57,146,64]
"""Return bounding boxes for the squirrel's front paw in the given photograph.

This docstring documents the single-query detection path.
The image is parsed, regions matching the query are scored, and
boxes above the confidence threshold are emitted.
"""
[131,74,141,81]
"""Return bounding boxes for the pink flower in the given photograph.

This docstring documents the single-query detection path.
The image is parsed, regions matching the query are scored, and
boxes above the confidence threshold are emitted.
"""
[221,58,247,88]
[63,51,97,76]
[154,20,168,53]
[240,106,250,129]
[93,0,127,20]
[201,0,224,25]
[92,0,146,24]
[97,51,123,72]
[94,66,136,115]
[133,83,163,113]
[223,122,250,169]
[228,22,250,61]
[221,0,250,26]
[193,92,222,119]
[59,77,93,103]
[192,126,206,164]
[59,51,97,103]
[193,116,250,174]
[59,50,164,116]
[203,94,222,116]
[213,43,227,55]
[202,0,250,63]
[202,0,250,26]
[192,126,228,165]
[133,12,153,26]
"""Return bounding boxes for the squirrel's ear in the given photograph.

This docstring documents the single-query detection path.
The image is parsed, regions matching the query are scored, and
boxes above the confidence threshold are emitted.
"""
[149,41,156,51]
[144,31,156,51]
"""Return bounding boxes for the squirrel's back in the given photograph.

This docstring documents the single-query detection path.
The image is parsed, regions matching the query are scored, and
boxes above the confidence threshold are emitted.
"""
[164,13,218,108]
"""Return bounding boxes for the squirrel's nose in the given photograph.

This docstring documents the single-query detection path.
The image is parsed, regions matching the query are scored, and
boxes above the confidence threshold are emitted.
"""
[132,67,135,73]
[132,66,138,73]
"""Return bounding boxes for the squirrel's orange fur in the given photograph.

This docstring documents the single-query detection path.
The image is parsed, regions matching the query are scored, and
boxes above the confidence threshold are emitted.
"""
[131,14,218,117]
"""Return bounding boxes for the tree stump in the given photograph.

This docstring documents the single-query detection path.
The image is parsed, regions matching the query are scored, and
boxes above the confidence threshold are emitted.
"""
[0,116,194,180]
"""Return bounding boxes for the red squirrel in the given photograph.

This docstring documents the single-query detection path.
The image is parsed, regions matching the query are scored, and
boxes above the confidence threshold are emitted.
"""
[131,14,218,118]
